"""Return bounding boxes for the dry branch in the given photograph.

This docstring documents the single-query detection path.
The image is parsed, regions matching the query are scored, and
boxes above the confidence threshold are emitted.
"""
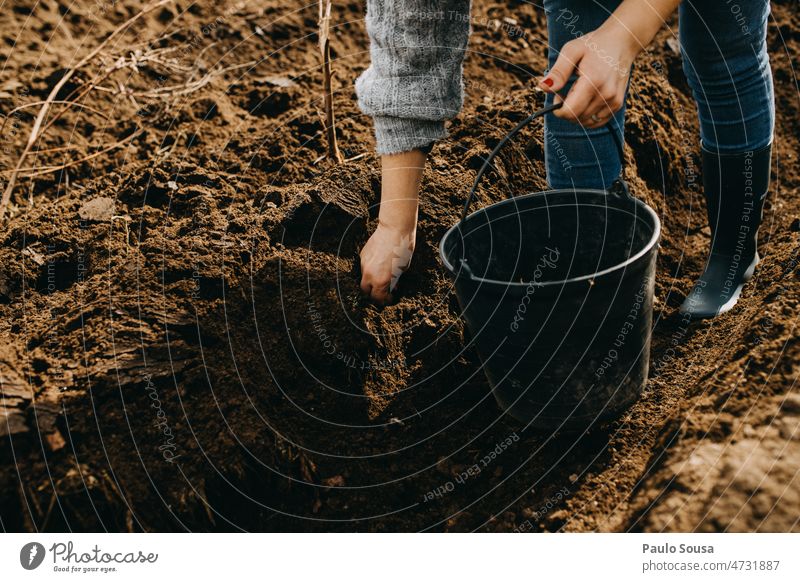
[1,130,143,179]
[0,101,110,135]
[133,60,257,97]
[318,0,343,163]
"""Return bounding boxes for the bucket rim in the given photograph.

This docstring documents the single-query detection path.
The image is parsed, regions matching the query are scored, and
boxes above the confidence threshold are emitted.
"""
[438,187,662,288]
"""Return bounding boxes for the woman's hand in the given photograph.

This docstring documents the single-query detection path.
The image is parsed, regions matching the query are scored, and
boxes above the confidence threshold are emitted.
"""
[538,24,639,129]
[538,0,681,127]
[359,220,415,305]
[359,149,426,305]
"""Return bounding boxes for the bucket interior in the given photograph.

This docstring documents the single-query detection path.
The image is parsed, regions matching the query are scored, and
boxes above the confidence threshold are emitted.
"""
[443,190,657,284]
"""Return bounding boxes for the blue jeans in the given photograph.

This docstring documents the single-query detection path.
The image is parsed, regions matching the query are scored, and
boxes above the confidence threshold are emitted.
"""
[543,0,775,189]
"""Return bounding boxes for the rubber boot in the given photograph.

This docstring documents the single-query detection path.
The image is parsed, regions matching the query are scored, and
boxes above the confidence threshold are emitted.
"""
[680,143,772,319]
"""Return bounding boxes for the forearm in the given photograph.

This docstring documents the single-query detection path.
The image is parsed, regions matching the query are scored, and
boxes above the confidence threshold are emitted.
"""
[377,150,427,231]
[601,0,682,53]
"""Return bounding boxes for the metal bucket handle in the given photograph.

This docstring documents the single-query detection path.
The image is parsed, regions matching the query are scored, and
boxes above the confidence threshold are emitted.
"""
[459,101,629,226]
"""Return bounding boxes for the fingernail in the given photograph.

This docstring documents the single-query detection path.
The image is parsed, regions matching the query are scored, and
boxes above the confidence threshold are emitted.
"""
[541,78,553,88]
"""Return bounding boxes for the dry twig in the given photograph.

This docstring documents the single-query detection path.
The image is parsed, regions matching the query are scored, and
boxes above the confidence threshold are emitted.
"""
[0,101,110,135]
[318,0,343,163]
[2,130,143,179]
[133,60,256,97]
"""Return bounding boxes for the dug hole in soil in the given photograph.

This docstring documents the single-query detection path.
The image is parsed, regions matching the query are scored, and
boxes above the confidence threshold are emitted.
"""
[0,0,798,532]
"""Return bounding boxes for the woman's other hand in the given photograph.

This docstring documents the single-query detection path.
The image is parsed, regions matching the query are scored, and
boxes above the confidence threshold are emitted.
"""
[538,0,683,128]
[538,24,638,128]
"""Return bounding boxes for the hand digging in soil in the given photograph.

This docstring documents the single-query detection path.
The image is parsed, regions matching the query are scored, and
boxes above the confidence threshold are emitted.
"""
[359,149,426,304]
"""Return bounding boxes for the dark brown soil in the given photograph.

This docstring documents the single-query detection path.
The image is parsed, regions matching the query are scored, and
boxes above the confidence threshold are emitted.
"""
[0,0,798,532]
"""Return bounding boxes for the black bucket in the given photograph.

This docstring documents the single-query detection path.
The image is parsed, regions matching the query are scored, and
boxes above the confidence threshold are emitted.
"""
[440,103,661,430]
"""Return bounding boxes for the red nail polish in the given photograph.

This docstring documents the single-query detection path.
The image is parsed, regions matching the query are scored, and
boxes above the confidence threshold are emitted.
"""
[542,78,553,87]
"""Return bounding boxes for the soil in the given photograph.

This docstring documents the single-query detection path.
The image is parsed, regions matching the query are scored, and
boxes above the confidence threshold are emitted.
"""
[0,0,798,532]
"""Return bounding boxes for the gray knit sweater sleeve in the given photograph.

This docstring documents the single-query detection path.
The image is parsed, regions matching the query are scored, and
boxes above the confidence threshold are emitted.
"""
[355,0,471,155]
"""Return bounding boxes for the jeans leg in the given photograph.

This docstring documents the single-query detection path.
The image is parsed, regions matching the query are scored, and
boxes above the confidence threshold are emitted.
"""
[679,0,774,153]
[543,0,625,189]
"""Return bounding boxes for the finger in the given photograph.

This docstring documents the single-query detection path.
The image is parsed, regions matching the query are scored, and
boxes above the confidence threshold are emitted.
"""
[539,41,584,93]
[358,261,372,297]
[369,280,392,305]
[359,271,373,296]
[584,111,614,129]
[579,96,615,128]
[554,76,596,123]
[581,86,623,126]
[582,115,611,130]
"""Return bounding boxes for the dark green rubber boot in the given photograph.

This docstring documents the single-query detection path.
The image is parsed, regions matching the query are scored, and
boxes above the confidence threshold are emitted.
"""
[680,143,772,319]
